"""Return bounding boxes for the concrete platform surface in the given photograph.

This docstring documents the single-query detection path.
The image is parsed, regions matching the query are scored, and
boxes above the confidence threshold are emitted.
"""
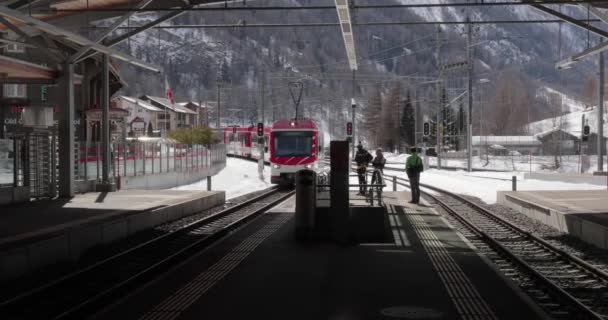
[93,192,546,320]
[0,190,224,281]
[524,172,608,186]
[498,190,608,249]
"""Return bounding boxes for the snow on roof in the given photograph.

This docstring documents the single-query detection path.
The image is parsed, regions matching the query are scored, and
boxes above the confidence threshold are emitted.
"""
[141,96,197,114]
[177,101,207,109]
[120,96,163,112]
[534,127,579,140]
[472,136,541,146]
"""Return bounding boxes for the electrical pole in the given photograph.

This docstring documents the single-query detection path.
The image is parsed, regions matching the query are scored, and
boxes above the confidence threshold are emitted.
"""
[467,17,473,172]
[436,26,443,169]
[259,69,266,180]
[352,69,356,159]
[216,81,221,129]
[599,38,605,172]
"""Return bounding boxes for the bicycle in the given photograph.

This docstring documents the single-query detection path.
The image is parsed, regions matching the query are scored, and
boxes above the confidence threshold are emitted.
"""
[368,168,385,206]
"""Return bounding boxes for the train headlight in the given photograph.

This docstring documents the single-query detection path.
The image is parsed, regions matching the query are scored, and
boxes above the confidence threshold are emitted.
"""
[304,164,312,169]
[272,164,281,169]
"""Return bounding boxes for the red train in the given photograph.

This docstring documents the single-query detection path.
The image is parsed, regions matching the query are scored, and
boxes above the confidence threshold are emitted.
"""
[222,125,270,160]
[269,119,323,184]
[223,119,324,185]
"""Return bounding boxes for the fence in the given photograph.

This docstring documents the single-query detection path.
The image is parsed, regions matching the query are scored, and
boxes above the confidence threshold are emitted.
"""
[74,141,226,182]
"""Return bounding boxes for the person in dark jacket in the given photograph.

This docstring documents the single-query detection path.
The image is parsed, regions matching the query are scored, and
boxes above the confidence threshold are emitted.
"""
[370,148,386,186]
[406,147,424,204]
[354,143,373,195]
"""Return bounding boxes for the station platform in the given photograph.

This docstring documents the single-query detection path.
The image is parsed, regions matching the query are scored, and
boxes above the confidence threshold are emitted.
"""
[93,191,547,320]
[0,189,224,281]
[498,190,608,249]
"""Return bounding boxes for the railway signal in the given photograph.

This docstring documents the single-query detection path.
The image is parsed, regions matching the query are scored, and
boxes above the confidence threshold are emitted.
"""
[583,125,590,142]
[423,122,430,136]
[257,122,264,136]
[346,122,353,136]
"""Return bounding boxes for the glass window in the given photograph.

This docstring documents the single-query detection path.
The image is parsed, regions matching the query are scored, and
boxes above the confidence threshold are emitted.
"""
[5,42,25,53]
[0,139,14,186]
[273,131,312,157]
[3,84,26,98]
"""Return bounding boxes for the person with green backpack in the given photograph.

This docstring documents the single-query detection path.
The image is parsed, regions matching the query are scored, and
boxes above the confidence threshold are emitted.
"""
[406,147,424,204]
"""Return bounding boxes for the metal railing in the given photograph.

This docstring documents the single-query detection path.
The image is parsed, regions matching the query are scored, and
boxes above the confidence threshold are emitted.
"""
[75,142,226,181]
[314,169,386,206]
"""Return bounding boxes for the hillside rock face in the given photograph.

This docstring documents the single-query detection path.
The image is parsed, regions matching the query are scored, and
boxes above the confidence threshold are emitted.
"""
[114,1,599,135]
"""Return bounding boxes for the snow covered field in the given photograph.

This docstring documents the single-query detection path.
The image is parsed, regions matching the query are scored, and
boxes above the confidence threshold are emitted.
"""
[176,154,604,205]
[371,153,606,204]
[173,158,271,199]
[384,152,604,174]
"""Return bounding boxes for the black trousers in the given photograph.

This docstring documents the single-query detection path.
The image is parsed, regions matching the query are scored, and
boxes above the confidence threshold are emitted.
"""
[358,172,367,193]
[409,172,420,203]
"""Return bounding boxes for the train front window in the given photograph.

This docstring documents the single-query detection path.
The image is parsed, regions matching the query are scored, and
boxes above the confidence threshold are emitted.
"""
[273,131,312,157]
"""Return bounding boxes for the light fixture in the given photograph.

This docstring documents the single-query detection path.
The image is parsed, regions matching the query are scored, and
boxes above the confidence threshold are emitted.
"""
[335,0,358,71]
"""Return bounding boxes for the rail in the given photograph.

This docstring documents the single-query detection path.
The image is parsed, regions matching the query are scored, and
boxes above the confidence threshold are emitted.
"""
[391,175,606,319]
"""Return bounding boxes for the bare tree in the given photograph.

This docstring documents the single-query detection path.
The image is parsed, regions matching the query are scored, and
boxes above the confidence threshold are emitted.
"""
[581,74,597,110]
[364,86,382,146]
[487,68,533,135]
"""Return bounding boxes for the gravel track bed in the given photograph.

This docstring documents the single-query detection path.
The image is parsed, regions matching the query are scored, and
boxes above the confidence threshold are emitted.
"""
[462,195,608,275]
[0,187,276,301]
[429,193,608,319]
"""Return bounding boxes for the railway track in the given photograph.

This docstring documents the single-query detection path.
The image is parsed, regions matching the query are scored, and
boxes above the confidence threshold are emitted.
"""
[393,176,608,319]
[0,187,294,320]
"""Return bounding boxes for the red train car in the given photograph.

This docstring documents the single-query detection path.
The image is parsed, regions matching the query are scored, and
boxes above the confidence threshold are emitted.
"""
[223,125,270,159]
[269,119,324,184]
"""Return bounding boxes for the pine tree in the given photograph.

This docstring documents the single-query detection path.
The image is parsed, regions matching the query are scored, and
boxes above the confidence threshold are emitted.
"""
[147,122,154,137]
[456,101,465,151]
[400,90,416,148]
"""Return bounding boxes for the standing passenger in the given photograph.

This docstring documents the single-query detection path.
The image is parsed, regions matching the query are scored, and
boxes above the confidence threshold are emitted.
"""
[406,147,424,204]
[354,143,373,195]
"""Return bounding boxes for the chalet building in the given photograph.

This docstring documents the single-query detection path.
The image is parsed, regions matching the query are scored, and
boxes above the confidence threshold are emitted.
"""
[139,95,197,131]
[176,101,209,126]
[112,96,162,137]
[535,128,580,155]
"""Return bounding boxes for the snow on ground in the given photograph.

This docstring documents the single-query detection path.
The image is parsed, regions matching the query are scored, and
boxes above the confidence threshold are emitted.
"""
[173,158,271,199]
[375,153,606,204]
[384,152,603,174]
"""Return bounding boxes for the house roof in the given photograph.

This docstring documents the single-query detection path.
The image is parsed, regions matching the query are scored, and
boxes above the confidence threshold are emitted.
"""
[0,54,57,82]
[534,127,579,140]
[177,101,207,109]
[119,96,163,112]
[472,136,541,146]
[141,95,198,114]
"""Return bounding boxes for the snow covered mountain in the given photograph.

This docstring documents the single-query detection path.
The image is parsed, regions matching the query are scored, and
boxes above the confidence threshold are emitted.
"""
[109,1,601,133]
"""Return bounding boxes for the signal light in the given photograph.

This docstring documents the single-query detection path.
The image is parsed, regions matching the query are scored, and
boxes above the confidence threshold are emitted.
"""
[582,125,590,142]
[257,122,264,136]
[423,122,430,136]
[346,122,352,136]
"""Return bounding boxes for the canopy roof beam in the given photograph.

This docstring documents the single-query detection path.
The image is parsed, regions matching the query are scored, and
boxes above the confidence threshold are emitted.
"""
[69,0,155,63]
[0,4,162,72]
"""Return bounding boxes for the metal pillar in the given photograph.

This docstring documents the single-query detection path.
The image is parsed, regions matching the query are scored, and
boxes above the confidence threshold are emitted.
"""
[216,82,221,129]
[58,62,75,197]
[330,140,350,244]
[351,70,356,159]
[259,70,265,180]
[102,54,111,184]
[466,18,473,172]
[351,101,356,159]
[436,26,442,169]
[599,42,605,172]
